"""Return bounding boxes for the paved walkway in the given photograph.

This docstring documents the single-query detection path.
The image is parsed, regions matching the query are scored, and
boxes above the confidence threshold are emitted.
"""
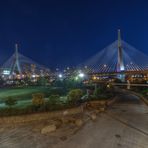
[0,93,148,148]
[53,94,148,148]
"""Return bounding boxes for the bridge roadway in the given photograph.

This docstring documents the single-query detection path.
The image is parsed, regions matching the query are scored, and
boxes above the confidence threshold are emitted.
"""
[0,92,148,148]
[90,69,148,76]
[112,83,148,87]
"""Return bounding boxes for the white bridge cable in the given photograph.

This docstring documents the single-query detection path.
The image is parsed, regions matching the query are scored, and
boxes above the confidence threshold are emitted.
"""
[1,52,50,74]
[79,40,148,73]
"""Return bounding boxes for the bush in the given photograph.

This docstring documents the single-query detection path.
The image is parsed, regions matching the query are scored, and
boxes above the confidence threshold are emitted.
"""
[5,97,17,108]
[48,94,60,105]
[142,89,148,96]
[93,85,106,96]
[67,89,83,105]
[0,105,36,116]
[93,88,102,97]
[32,93,45,108]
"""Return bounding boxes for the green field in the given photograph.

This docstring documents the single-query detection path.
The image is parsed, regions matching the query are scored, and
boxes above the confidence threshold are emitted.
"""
[0,86,68,110]
[0,86,52,103]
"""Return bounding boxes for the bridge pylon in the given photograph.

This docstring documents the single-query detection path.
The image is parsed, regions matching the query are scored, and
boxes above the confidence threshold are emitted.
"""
[11,44,22,76]
[117,29,125,72]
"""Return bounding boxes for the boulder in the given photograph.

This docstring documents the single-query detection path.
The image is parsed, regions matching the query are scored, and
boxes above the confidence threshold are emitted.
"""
[75,119,83,127]
[48,119,62,129]
[61,117,75,124]
[90,113,97,121]
[41,124,56,134]
[100,101,106,106]
[54,119,63,128]
[0,128,4,132]
[100,107,105,112]
[63,110,69,116]
[95,109,100,114]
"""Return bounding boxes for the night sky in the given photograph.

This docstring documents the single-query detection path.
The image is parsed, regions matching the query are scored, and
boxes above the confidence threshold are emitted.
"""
[0,0,148,69]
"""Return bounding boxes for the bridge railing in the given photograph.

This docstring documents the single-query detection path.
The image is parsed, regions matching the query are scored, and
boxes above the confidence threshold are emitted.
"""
[112,83,148,87]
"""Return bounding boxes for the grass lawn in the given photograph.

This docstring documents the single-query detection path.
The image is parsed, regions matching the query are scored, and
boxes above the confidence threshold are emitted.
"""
[0,86,52,103]
[0,86,69,110]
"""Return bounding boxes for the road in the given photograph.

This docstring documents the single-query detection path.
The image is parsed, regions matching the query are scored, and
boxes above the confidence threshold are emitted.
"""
[0,93,148,148]
[112,83,148,87]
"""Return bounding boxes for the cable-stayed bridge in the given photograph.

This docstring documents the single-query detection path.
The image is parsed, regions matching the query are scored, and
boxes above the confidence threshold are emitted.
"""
[0,30,148,81]
[80,30,148,76]
[0,44,50,78]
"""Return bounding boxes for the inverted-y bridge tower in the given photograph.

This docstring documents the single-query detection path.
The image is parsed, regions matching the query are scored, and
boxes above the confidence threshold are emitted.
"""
[117,29,125,72]
[11,44,22,75]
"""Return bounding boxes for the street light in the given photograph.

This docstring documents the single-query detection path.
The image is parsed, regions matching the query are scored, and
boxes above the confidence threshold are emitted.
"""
[75,76,79,80]
[78,72,85,78]
[58,74,63,78]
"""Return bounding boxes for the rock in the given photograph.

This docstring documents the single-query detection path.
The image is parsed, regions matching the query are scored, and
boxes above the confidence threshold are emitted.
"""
[41,124,56,134]
[100,101,106,106]
[61,117,75,124]
[63,110,69,116]
[55,120,63,128]
[75,119,83,127]
[49,119,62,128]
[100,107,105,112]
[94,109,100,114]
[90,113,97,121]
[61,117,68,124]
[0,128,4,133]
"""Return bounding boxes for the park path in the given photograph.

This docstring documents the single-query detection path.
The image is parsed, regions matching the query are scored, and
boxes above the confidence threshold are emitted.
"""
[53,93,148,148]
[0,93,148,148]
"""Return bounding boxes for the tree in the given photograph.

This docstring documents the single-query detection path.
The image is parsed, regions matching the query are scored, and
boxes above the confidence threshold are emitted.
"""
[32,93,45,107]
[0,77,4,86]
[67,89,83,105]
[37,77,47,86]
[5,97,17,108]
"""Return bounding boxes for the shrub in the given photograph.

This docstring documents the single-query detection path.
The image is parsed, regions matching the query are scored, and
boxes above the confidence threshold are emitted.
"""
[93,88,101,97]
[5,97,17,108]
[49,94,60,105]
[142,89,148,96]
[32,93,45,107]
[37,77,48,86]
[67,89,83,105]
[93,86,106,98]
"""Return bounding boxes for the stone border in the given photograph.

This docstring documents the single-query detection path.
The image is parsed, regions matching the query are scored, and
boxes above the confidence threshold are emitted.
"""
[0,106,83,125]
[0,97,117,125]
[85,97,117,111]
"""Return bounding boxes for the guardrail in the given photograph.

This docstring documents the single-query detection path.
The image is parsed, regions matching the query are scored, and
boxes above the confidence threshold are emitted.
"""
[112,83,148,87]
